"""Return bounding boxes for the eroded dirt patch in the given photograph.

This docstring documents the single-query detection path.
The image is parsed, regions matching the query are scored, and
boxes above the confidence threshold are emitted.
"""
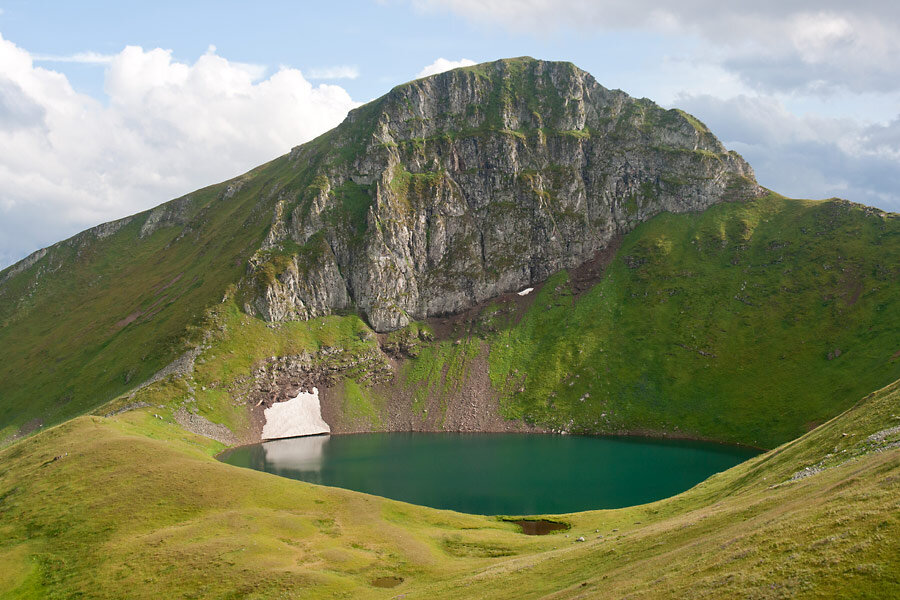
[506,519,569,535]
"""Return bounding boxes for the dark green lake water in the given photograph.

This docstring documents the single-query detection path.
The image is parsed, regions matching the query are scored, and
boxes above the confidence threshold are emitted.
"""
[219,433,759,515]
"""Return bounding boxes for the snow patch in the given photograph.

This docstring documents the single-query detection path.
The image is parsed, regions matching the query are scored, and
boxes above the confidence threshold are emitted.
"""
[517,287,534,296]
[262,387,330,440]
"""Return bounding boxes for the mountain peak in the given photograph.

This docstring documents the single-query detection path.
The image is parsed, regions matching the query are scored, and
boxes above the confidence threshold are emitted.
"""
[273,58,763,331]
[1,55,892,456]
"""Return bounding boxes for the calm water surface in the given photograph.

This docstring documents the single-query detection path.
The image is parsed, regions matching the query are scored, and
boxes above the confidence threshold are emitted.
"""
[219,433,759,515]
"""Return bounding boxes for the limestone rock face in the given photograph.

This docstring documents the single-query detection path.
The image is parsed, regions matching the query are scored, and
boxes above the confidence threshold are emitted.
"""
[249,57,764,331]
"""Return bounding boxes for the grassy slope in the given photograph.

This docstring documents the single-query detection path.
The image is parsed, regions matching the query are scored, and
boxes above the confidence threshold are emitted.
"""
[474,194,899,447]
[3,192,895,454]
[424,377,900,599]
[0,83,388,443]
[0,155,304,440]
[96,300,385,437]
[0,377,896,598]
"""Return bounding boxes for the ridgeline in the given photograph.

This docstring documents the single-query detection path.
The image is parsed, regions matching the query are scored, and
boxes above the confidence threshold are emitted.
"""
[0,57,897,598]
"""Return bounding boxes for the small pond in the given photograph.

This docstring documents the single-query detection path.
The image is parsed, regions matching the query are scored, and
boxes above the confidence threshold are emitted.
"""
[219,433,759,515]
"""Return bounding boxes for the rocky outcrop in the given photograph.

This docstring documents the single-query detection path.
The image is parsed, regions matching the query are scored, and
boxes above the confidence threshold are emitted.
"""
[174,407,238,445]
[249,57,765,331]
[140,195,193,238]
[240,347,393,409]
[0,247,47,285]
[0,214,135,285]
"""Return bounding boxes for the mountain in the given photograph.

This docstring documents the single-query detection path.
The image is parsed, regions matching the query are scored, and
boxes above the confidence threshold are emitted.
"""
[250,57,760,330]
[0,56,898,599]
[1,57,896,448]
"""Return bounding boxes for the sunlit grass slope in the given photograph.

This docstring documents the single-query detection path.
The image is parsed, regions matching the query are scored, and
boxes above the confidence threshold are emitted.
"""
[97,300,385,438]
[0,378,896,598]
[0,156,298,440]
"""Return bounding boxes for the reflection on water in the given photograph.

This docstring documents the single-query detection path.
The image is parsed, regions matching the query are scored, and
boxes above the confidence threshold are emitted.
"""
[263,434,329,474]
[219,432,760,515]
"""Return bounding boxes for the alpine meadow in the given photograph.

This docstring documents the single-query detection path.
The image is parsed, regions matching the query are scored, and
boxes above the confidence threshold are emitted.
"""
[0,57,898,599]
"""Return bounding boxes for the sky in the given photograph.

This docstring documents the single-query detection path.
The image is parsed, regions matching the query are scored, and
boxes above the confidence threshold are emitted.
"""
[1,1,898,269]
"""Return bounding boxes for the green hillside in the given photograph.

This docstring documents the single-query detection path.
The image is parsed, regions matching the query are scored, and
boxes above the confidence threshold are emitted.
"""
[0,56,898,598]
[0,157,291,441]
[2,192,898,450]
[479,194,900,446]
[0,373,896,598]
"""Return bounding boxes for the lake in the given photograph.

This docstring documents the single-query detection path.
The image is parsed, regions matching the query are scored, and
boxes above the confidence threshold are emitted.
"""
[218,433,759,515]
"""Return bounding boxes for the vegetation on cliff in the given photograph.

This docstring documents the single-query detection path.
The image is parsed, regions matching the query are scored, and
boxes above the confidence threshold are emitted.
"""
[0,57,897,598]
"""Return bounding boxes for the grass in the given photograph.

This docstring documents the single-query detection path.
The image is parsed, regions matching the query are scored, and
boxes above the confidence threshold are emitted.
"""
[403,332,482,420]
[0,56,897,597]
[331,181,373,236]
[0,156,305,440]
[0,376,896,598]
[341,378,382,425]
[480,194,900,447]
[95,299,385,437]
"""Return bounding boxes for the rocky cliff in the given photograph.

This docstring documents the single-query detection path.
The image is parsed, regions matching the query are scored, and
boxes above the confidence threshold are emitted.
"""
[0,56,774,438]
[248,57,764,331]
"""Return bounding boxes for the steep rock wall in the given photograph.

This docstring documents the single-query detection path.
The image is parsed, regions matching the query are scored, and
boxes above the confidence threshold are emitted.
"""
[249,58,764,330]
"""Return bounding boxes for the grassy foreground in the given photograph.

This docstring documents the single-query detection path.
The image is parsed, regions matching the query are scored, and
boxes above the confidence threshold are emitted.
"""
[0,378,897,598]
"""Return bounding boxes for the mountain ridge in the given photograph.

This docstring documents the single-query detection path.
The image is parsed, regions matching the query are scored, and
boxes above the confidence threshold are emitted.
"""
[0,58,897,447]
[250,57,762,330]
[0,57,898,598]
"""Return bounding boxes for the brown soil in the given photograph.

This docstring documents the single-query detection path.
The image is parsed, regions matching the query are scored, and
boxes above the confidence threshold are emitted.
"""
[152,272,184,294]
[114,311,142,329]
[846,281,864,306]
[1,418,45,447]
[506,519,569,535]
[17,417,44,437]
[571,233,623,293]
[245,403,267,444]
[426,282,544,341]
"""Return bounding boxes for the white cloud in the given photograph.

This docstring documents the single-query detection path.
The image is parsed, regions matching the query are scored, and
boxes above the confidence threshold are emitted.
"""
[674,94,900,210]
[307,65,360,80]
[414,2,900,94]
[31,51,115,64]
[417,57,476,78]
[409,1,900,212]
[0,33,358,269]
